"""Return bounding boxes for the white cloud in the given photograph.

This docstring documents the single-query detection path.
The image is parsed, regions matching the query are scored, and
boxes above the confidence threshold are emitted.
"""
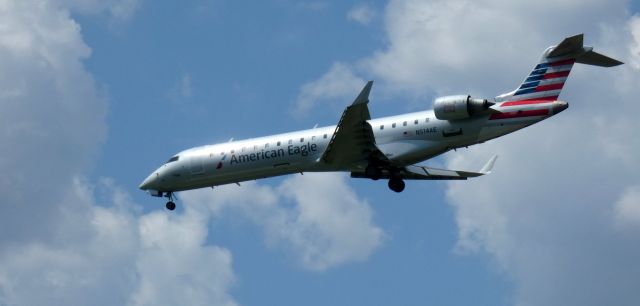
[167,73,194,102]
[363,0,628,97]
[629,15,640,69]
[294,62,365,116]
[0,179,239,306]
[181,173,385,271]
[0,1,237,305]
[61,0,144,22]
[276,173,384,270]
[0,0,106,244]
[299,0,640,305]
[347,4,376,25]
[0,3,381,301]
[614,185,640,228]
[131,209,237,306]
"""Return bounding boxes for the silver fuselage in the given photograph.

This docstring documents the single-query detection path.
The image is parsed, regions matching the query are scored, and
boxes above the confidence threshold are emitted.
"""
[139,100,568,193]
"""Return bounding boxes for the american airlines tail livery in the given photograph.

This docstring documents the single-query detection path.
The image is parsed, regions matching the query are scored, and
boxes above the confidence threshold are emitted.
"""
[140,34,622,210]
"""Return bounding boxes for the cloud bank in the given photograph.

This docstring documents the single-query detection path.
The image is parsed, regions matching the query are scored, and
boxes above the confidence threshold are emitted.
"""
[0,0,384,304]
[298,0,640,305]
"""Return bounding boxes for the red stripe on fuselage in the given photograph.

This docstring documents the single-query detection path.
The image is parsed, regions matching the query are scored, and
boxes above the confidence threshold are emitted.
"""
[505,95,559,104]
[536,83,564,92]
[489,109,549,120]
[501,100,554,106]
[543,71,570,79]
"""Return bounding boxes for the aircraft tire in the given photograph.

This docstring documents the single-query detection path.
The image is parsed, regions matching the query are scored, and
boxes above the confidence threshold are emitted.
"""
[388,178,405,193]
[166,201,176,211]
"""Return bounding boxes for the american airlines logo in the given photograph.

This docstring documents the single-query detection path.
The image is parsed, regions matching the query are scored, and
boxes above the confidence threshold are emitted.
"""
[226,143,318,166]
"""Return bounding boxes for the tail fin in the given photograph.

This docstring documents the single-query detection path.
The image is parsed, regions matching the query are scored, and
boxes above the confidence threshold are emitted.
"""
[496,34,623,102]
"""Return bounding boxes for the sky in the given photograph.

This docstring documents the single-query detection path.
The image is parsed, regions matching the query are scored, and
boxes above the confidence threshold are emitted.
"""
[1,0,639,306]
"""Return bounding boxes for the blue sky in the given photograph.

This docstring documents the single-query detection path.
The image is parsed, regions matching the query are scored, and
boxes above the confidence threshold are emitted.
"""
[84,2,507,304]
[1,1,640,306]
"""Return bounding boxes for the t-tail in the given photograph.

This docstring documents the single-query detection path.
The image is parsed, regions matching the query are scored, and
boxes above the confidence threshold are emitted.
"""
[496,34,623,103]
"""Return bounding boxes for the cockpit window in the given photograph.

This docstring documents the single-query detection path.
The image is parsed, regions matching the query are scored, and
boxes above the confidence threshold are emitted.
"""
[166,156,179,163]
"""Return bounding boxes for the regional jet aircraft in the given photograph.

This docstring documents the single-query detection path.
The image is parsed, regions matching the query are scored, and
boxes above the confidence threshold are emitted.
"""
[140,34,622,210]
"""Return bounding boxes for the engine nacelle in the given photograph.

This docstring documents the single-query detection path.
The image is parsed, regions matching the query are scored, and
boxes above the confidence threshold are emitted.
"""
[433,95,493,120]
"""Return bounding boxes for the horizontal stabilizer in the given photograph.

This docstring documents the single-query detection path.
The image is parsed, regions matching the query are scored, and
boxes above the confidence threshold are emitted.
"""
[545,33,623,66]
[576,50,624,67]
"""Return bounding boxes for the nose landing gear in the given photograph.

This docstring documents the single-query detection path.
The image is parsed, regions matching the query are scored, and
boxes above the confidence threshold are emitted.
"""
[165,192,176,211]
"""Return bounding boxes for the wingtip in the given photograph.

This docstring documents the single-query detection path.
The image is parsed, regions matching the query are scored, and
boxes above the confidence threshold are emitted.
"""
[353,80,374,105]
[480,155,498,174]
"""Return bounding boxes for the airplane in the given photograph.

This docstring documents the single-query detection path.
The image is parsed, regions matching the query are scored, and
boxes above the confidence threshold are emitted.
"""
[140,34,622,210]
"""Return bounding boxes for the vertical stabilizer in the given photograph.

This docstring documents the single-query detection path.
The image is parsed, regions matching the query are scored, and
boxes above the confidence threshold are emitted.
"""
[496,34,622,102]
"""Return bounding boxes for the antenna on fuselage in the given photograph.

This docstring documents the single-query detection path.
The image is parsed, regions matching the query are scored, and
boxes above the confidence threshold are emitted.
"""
[228,138,234,142]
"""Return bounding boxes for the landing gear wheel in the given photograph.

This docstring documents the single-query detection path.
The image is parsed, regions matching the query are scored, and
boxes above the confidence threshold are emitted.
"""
[388,178,405,193]
[163,192,177,211]
[365,165,382,180]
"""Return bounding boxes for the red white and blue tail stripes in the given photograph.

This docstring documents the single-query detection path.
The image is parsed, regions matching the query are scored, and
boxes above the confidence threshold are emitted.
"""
[510,58,575,102]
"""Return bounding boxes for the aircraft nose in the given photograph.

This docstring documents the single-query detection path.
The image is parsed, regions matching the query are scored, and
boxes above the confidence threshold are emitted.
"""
[553,101,569,114]
[139,172,159,190]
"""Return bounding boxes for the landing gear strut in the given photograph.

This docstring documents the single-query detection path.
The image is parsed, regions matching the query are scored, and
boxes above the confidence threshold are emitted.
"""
[165,192,176,211]
[388,178,405,193]
[365,164,382,180]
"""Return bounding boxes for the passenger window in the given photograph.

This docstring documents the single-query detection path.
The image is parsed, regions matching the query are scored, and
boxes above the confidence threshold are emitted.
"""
[265,143,269,148]
[231,149,234,154]
[241,147,245,152]
[300,137,304,142]
[323,134,327,139]
[425,118,430,123]
[277,141,281,146]
[414,119,418,125]
[220,152,224,156]
[392,123,396,128]
[312,136,316,141]
[288,139,292,145]
[403,121,407,126]
[380,125,384,130]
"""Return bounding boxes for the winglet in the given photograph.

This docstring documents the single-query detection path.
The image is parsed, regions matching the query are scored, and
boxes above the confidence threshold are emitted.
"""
[352,81,373,105]
[480,155,498,174]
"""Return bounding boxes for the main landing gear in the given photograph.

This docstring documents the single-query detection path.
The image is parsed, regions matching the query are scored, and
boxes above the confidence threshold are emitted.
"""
[365,164,382,181]
[388,178,405,193]
[165,192,176,211]
[365,164,405,193]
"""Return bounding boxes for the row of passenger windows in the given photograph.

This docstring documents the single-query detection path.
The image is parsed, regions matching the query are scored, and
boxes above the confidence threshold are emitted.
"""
[379,117,430,130]
[220,134,329,155]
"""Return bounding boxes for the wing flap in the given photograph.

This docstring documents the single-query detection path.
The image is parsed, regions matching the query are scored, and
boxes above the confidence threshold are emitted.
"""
[351,155,498,180]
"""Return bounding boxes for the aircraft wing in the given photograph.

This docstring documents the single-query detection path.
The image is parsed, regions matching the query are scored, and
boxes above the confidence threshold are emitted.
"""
[351,155,498,180]
[321,81,388,167]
